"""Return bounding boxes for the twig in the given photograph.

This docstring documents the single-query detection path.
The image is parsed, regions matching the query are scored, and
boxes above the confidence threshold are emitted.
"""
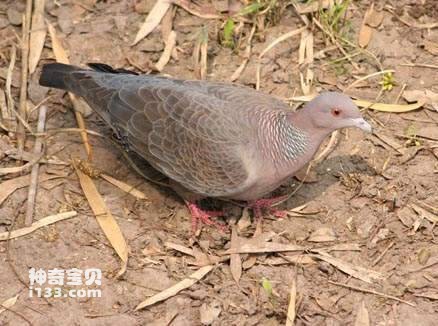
[401,260,438,275]
[372,241,394,266]
[5,99,35,135]
[17,0,33,155]
[25,105,47,226]
[320,50,361,66]
[395,83,407,104]
[34,127,104,138]
[328,280,416,307]
[344,70,395,92]
[0,151,43,175]
[400,63,438,70]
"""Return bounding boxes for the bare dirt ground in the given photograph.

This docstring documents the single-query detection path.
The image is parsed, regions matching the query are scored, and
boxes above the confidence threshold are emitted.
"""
[0,0,438,325]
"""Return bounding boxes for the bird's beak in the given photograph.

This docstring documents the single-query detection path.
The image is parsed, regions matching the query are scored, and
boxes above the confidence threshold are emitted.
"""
[351,117,372,133]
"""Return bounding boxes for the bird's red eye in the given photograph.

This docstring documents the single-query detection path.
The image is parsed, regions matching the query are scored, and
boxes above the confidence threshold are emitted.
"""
[331,108,341,116]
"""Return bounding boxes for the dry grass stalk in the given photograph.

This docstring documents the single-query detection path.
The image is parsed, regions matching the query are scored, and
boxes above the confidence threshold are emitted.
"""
[0,174,62,206]
[193,27,208,79]
[154,30,177,71]
[298,29,314,95]
[5,45,17,131]
[135,265,215,310]
[298,29,313,65]
[224,242,305,255]
[36,127,104,138]
[354,301,370,326]
[100,173,148,200]
[0,211,77,241]
[372,241,394,266]
[314,131,339,163]
[372,132,405,155]
[241,215,263,270]
[47,22,93,160]
[0,295,19,315]
[344,69,395,92]
[285,275,297,326]
[24,105,47,226]
[355,98,425,113]
[28,0,47,74]
[229,25,256,82]
[230,225,242,283]
[74,162,129,276]
[413,292,438,300]
[256,26,306,89]
[172,0,220,19]
[132,0,171,46]
[311,253,384,283]
[385,7,438,29]
[0,151,42,175]
[17,0,33,154]
[328,280,416,307]
[161,4,175,40]
[312,17,361,71]
[288,94,426,113]
[395,83,407,104]
[296,0,334,14]
[165,242,229,266]
[400,62,438,70]
[6,149,66,166]
[0,90,9,131]
[165,241,195,256]
[410,203,438,224]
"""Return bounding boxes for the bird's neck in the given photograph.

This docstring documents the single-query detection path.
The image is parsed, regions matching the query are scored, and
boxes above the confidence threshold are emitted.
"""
[288,109,332,143]
[260,110,330,174]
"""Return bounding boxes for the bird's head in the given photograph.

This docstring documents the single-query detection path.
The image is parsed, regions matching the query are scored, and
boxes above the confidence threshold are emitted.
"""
[304,92,372,133]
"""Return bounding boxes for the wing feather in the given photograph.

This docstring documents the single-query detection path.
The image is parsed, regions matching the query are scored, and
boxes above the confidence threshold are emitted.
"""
[68,73,288,197]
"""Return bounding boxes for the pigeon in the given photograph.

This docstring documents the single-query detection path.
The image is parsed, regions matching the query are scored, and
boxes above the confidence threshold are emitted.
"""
[39,62,371,231]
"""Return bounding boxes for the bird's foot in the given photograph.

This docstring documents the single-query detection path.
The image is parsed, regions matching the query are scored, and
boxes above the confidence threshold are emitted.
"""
[185,201,227,233]
[248,195,289,220]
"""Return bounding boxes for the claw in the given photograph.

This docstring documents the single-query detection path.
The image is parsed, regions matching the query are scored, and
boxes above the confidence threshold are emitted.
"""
[248,195,289,220]
[185,201,226,233]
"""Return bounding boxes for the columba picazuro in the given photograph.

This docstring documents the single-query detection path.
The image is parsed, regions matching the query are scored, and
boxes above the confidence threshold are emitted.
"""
[39,63,371,231]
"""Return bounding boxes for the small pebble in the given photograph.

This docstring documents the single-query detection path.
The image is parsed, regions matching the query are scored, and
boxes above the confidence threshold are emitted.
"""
[7,8,22,26]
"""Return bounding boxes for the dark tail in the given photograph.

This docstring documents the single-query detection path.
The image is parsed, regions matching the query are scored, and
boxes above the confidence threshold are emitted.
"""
[39,63,81,91]
[39,62,139,91]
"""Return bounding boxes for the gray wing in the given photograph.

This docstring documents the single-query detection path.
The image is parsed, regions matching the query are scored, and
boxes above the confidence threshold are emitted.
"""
[66,72,290,197]
[182,80,291,112]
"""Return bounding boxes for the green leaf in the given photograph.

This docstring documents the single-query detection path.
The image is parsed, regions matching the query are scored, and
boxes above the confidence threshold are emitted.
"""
[223,18,235,48]
[262,277,273,296]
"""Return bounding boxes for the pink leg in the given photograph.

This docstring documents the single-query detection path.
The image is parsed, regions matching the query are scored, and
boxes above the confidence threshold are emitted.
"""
[185,201,226,233]
[248,195,289,220]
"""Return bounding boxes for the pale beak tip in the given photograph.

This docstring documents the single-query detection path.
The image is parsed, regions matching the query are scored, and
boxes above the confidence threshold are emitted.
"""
[361,121,372,133]
[352,118,372,133]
